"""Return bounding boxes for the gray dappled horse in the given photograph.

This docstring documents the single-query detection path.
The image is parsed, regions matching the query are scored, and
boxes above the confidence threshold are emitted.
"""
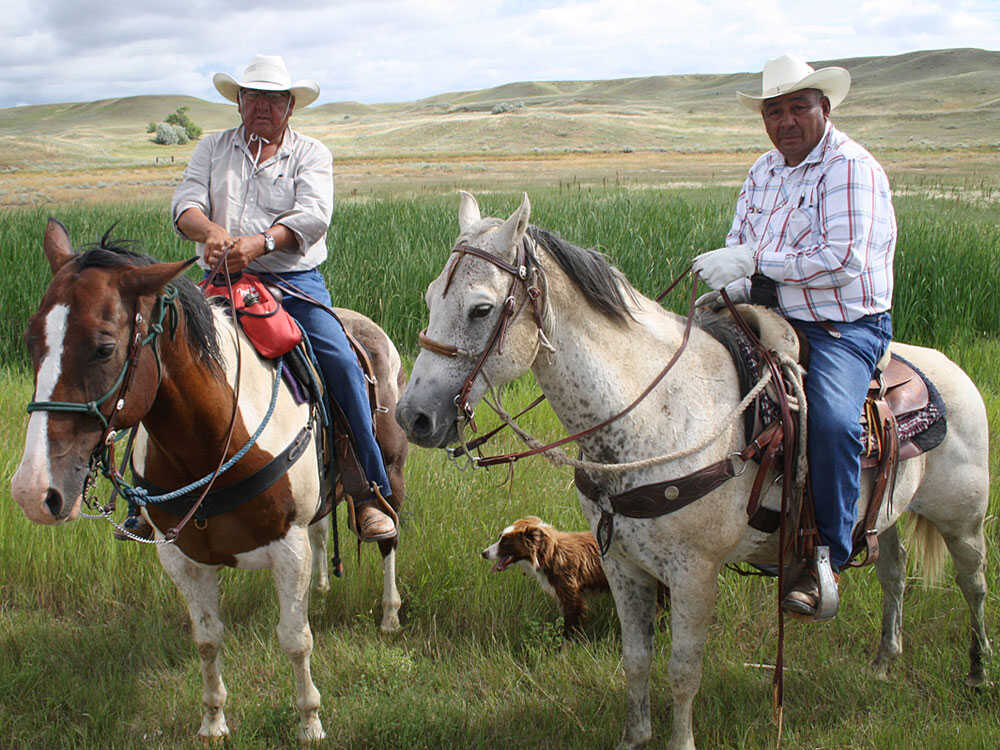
[396,192,991,749]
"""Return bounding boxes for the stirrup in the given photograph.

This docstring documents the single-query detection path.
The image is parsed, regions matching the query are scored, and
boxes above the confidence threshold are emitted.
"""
[813,546,839,621]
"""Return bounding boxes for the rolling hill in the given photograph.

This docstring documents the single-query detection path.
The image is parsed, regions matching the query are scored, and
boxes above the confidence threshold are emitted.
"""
[0,47,997,174]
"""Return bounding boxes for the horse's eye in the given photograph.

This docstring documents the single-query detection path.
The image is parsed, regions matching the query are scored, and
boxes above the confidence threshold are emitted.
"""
[469,303,493,320]
[94,343,116,360]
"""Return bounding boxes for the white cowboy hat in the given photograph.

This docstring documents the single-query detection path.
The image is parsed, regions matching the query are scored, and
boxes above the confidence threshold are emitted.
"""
[213,54,320,108]
[738,54,850,112]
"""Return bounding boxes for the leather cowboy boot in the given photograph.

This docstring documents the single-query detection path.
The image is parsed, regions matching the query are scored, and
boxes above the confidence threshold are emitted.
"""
[781,565,839,618]
[349,484,398,542]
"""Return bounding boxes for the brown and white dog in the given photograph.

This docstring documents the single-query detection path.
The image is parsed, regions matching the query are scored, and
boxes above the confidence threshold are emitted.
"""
[482,516,611,636]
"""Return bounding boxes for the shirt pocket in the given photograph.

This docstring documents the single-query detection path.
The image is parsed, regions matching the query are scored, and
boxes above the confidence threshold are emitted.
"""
[743,204,765,241]
[261,177,295,214]
[784,205,815,248]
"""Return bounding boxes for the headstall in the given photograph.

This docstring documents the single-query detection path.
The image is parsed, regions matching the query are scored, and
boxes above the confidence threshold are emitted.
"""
[417,236,547,430]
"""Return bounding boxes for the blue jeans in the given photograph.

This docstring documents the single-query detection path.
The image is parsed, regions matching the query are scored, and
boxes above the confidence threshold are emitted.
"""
[793,313,892,570]
[264,269,391,498]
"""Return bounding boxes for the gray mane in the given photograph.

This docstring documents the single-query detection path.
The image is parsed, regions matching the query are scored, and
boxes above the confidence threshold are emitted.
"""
[527,225,638,323]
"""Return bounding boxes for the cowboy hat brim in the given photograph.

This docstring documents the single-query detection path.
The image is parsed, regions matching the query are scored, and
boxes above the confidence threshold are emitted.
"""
[213,72,320,108]
[738,67,850,112]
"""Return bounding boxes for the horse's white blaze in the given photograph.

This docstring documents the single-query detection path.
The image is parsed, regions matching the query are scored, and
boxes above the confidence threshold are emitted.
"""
[11,304,68,513]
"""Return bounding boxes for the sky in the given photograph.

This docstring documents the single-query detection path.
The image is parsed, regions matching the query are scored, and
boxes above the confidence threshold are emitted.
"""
[2,0,998,109]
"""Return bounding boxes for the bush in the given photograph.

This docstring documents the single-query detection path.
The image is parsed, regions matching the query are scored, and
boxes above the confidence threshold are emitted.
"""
[165,106,202,140]
[491,101,524,114]
[146,122,156,133]
[153,122,188,145]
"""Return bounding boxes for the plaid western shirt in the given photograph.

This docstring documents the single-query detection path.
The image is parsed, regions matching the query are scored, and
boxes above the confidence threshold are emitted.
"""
[725,123,896,323]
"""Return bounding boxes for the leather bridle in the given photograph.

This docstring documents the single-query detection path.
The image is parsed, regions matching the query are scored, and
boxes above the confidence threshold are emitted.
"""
[417,237,547,429]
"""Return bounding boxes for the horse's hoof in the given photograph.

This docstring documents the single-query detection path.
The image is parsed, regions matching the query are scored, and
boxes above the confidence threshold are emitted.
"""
[298,720,326,744]
[964,672,991,690]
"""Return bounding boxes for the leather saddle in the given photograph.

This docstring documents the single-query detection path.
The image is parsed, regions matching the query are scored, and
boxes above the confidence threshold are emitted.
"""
[709,305,947,566]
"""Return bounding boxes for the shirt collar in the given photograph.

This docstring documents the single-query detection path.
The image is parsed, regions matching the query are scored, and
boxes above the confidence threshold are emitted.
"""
[766,121,834,175]
[235,124,295,160]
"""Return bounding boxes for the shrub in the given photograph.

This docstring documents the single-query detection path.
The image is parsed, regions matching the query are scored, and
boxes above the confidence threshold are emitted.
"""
[165,105,202,140]
[146,122,157,133]
[153,122,189,145]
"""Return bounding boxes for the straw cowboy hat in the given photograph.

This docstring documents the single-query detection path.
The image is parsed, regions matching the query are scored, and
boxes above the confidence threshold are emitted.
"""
[213,54,320,108]
[738,54,850,111]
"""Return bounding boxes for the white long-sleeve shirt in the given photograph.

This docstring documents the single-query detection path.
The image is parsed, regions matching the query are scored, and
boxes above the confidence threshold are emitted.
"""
[171,125,333,273]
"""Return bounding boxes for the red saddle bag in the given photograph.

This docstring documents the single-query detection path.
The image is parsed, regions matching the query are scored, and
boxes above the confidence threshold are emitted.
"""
[201,273,302,359]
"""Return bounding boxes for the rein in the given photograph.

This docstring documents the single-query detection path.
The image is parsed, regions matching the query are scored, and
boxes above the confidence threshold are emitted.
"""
[419,241,700,467]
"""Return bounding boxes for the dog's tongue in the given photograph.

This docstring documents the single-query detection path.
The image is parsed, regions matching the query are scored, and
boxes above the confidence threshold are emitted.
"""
[492,556,513,572]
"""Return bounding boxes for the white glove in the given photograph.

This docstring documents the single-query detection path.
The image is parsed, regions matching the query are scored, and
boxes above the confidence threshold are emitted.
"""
[692,243,755,290]
[695,280,750,311]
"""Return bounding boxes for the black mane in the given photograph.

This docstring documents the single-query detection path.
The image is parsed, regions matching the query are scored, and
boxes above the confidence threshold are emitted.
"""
[527,225,637,322]
[75,227,221,369]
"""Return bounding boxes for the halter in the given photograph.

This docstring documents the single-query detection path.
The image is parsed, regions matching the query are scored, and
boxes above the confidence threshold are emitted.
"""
[418,236,548,428]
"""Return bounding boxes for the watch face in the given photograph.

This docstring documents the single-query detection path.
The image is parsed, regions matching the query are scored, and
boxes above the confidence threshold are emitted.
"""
[264,233,275,252]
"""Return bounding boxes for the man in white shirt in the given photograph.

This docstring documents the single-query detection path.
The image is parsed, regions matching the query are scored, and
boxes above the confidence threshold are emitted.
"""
[171,55,396,542]
[693,54,896,618]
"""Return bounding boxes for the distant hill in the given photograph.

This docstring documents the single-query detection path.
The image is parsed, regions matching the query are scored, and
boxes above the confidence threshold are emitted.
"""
[0,47,997,171]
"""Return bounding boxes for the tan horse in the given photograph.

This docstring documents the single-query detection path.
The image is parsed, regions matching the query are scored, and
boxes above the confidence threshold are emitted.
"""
[395,192,991,749]
[10,220,408,743]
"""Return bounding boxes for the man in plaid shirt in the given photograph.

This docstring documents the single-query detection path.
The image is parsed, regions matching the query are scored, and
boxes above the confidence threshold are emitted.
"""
[693,54,896,619]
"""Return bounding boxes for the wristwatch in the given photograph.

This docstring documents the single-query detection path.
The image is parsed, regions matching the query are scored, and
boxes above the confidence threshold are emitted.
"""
[262,231,276,254]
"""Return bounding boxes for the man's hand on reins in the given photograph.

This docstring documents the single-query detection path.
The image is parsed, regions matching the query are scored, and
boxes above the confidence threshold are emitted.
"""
[692,243,755,289]
[209,234,267,273]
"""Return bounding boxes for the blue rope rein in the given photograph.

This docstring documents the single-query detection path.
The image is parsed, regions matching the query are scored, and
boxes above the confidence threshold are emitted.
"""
[120,361,282,507]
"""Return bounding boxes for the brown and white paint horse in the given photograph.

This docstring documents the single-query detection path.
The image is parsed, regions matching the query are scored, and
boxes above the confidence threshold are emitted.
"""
[396,192,992,749]
[10,220,408,743]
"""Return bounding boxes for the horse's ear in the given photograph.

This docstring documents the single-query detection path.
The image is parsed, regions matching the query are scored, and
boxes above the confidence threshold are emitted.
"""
[458,190,481,234]
[120,257,198,297]
[494,192,531,254]
[43,218,75,274]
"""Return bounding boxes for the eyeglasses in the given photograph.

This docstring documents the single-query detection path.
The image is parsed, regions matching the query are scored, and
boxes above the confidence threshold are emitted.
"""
[240,90,291,105]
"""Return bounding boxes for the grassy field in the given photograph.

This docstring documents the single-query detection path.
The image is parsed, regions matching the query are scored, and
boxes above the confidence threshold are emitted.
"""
[1,187,999,748]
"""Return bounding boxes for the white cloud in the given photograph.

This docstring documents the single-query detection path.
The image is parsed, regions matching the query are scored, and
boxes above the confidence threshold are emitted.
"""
[1,0,997,108]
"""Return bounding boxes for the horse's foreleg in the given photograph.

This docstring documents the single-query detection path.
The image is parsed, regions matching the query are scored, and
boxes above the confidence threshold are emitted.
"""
[662,556,718,750]
[308,513,331,594]
[873,523,907,679]
[377,538,402,632]
[272,525,326,743]
[939,524,992,687]
[602,554,658,749]
[157,544,229,741]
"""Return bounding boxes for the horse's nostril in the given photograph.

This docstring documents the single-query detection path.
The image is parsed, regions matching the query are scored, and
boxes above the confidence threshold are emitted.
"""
[44,488,63,518]
[412,412,432,437]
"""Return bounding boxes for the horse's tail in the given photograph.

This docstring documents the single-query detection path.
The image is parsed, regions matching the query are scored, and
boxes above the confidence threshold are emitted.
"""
[904,512,948,587]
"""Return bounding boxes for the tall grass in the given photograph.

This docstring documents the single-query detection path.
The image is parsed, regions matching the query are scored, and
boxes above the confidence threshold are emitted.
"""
[3,187,999,370]
[1,188,999,748]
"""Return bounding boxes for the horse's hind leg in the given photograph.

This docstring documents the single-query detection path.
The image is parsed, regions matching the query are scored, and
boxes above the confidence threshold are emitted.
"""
[157,544,229,741]
[377,537,402,632]
[938,522,992,686]
[376,455,405,632]
[272,525,326,743]
[308,513,331,594]
[873,523,907,679]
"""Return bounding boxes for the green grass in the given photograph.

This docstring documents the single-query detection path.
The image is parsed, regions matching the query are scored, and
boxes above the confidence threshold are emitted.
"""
[1,188,999,748]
